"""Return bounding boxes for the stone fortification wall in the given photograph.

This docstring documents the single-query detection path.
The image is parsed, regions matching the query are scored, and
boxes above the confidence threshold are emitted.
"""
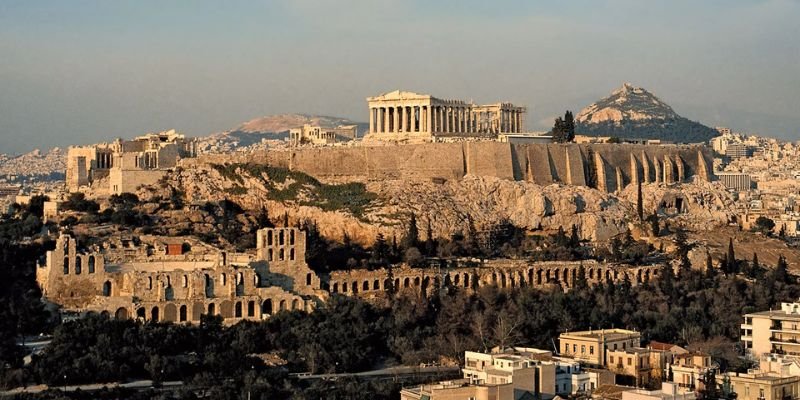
[187,143,713,191]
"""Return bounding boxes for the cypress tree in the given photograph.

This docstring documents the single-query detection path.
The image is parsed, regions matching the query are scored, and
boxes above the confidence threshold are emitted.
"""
[727,238,736,273]
[425,219,436,257]
[705,252,715,280]
[751,252,760,278]
[401,213,419,250]
[636,181,644,221]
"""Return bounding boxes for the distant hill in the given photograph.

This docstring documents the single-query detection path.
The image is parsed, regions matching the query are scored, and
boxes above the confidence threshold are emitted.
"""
[575,83,719,143]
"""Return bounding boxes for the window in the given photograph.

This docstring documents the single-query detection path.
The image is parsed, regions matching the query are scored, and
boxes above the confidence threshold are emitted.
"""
[628,358,632,366]
[573,344,577,353]
[590,346,594,355]
[565,344,569,353]
[614,344,618,350]
[610,356,614,364]
[581,345,586,354]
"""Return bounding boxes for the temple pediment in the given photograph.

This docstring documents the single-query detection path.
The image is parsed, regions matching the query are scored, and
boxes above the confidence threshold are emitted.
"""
[368,90,431,101]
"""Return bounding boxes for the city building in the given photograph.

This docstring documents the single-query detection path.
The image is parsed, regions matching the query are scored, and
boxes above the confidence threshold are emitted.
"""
[405,347,614,400]
[559,329,642,366]
[400,379,514,400]
[620,382,696,400]
[365,90,527,142]
[717,172,753,191]
[726,355,800,400]
[288,124,357,146]
[36,227,324,323]
[741,300,800,358]
[66,129,197,195]
[726,143,752,159]
[669,352,713,391]
[606,347,657,387]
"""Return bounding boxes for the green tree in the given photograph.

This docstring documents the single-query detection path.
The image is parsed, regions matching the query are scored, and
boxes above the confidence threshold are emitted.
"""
[401,213,419,251]
[727,238,737,273]
[370,233,390,268]
[753,216,775,235]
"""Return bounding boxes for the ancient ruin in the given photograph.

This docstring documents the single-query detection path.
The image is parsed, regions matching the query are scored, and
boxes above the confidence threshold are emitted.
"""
[289,124,357,146]
[364,90,526,142]
[36,227,322,323]
[38,225,668,323]
[66,129,197,195]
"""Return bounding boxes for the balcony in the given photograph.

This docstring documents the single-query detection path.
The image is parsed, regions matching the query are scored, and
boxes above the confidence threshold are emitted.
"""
[770,336,800,344]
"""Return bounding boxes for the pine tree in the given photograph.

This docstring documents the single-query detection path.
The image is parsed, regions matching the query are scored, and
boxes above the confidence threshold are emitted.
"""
[370,233,390,267]
[774,255,790,283]
[255,207,272,229]
[551,117,566,143]
[563,111,575,142]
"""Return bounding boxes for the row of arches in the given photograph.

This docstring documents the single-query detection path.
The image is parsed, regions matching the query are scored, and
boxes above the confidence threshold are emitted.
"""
[114,296,310,323]
[329,266,662,296]
[63,255,96,275]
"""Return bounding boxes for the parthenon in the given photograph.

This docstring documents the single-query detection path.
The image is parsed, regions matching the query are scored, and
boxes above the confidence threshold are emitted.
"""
[364,90,527,142]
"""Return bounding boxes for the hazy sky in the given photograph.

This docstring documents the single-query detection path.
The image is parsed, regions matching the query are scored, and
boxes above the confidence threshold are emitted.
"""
[1,0,799,154]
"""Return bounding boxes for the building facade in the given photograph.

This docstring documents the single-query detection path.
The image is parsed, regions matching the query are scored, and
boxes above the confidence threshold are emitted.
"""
[365,90,526,142]
[742,300,800,358]
[289,124,357,146]
[559,329,642,367]
[66,129,197,195]
[36,227,323,324]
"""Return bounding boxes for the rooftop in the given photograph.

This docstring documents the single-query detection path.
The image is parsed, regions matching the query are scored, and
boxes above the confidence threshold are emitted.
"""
[560,328,640,341]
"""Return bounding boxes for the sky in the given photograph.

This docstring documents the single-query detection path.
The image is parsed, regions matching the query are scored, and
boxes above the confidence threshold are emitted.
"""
[1,0,799,154]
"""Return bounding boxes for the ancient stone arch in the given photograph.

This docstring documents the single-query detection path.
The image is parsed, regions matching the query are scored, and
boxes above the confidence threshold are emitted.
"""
[292,299,300,310]
[103,280,112,296]
[279,299,287,311]
[207,302,216,316]
[115,307,128,320]
[373,279,380,290]
[262,299,273,315]
[63,257,69,275]
[247,301,255,317]
[151,306,160,322]
[88,255,95,273]
[235,301,243,318]
[75,256,82,275]
[363,280,369,291]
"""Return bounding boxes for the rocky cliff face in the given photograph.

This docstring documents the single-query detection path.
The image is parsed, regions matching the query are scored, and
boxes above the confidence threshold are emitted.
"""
[140,163,736,246]
[576,83,719,143]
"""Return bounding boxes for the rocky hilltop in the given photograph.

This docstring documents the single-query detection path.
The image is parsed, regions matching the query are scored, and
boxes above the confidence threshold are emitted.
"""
[576,83,718,143]
[139,162,736,246]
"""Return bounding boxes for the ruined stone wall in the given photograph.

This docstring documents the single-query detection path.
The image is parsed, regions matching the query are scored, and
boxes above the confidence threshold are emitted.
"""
[190,143,713,191]
[37,234,319,324]
[328,259,663,298]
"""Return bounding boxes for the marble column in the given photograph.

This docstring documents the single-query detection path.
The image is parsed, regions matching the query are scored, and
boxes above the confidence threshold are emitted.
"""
[426,106,432,133]
[369,108,375,133]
